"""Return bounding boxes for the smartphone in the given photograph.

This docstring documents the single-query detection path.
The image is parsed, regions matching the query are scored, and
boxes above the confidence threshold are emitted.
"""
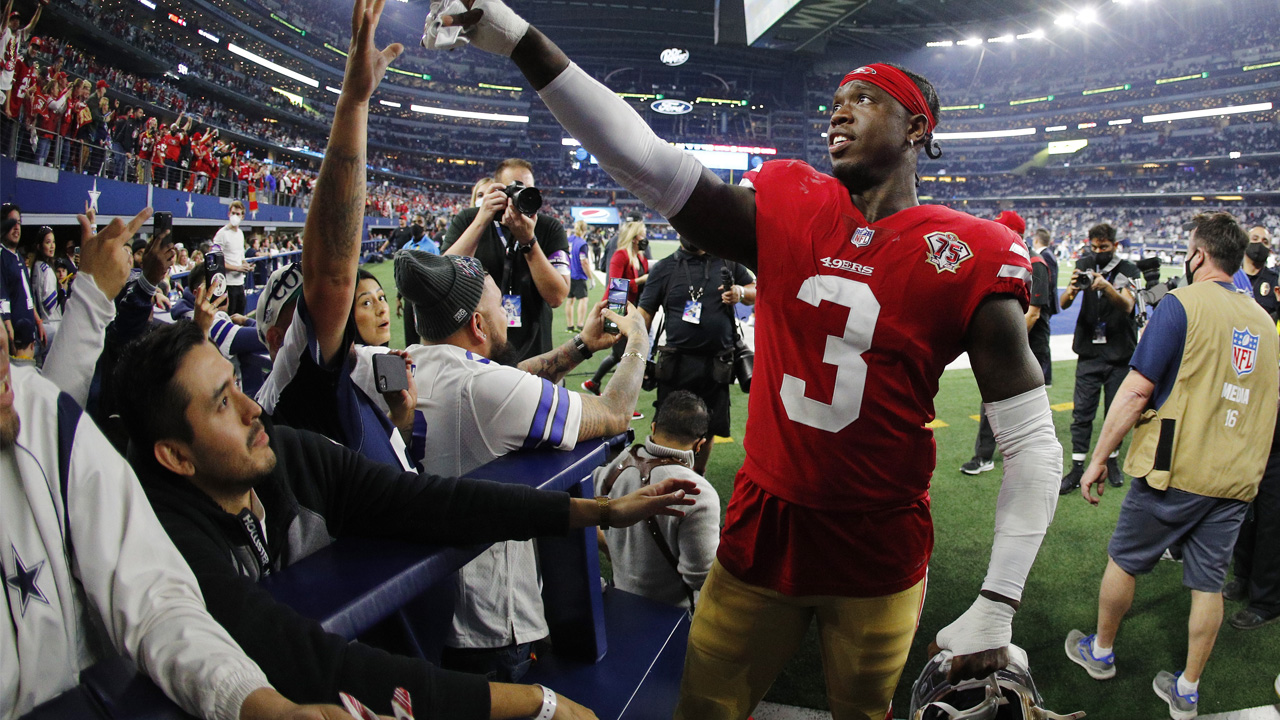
[373,352,410,394]
[153,211,172,242]
[204,247,227,301]
[604,277,630,334]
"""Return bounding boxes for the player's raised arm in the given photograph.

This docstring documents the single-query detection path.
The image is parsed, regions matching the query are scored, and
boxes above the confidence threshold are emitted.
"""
[935,294,1061,682]
[434,2,758,268]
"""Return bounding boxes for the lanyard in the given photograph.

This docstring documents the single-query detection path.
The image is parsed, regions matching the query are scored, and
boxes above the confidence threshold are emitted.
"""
[680,253,708,302]
[494,221,519,294]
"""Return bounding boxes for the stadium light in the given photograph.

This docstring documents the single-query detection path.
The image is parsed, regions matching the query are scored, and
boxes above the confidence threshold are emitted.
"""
[1229,151,1242,159]
[1045,125,1068,132]
[137,0,156,8]
[1108,118,1132,125]
[411,105,530,123]
[379,100,401,108]
[1016,29,1045,39]
[1077,7,1099,23]
[926,40,954,47]
[197,28,220,43]
[933,128,1037,140]
[988,34,1013,43]
[1143,102,1273,124]
[1077,122,1097,129]
[957,37,983,46]
[1054,13,1076,27]
[227,43,319,87]
[325,85,341,94]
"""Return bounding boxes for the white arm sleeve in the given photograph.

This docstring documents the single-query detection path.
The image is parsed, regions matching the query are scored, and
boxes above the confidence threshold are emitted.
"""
[982,386,1062,601]
[538,63,703,219]
[69,413,270,720]
[41,274,113,406]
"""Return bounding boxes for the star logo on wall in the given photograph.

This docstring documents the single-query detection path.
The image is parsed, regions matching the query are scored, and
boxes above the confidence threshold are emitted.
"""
[6,545,50,616]
[185,194,195,217]
[288,209,294,222]
[87,179,101,213]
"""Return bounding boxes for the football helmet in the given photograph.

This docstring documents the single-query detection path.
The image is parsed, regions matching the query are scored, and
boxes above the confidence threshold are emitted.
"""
[909,645,1085,720]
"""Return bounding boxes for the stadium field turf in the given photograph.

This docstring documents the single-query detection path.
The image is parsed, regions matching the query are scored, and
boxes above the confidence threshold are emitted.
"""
[365,254,1279,719]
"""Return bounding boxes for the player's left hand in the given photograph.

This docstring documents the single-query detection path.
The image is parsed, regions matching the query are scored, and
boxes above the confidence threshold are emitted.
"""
[578,297,614,352]
[934,595,1015,683]
[1080,461,1108,505]
[609,477,700,528]
[435,0,530,57]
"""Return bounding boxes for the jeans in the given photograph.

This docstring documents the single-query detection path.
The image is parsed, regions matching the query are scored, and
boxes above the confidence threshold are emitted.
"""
[439,641,536,683]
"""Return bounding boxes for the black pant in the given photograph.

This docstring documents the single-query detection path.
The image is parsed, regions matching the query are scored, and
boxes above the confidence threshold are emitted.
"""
[226,285,246,316]
[972,405,996,462]
[590,341,624,385]
[1234,448,1280,615]
[655,352,732,437]
[1070,356,1129,456]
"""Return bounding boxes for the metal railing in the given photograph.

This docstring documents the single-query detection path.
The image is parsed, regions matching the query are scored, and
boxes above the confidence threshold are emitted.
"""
[0,114,313,208]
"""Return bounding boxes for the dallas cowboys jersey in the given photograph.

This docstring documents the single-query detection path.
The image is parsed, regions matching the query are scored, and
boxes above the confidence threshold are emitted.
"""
[352,343,583,648]
[719,160,1032,597]
[2,368,270,720]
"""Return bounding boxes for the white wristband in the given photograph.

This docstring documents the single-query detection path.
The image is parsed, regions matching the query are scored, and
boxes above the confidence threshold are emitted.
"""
[535,684,557,720]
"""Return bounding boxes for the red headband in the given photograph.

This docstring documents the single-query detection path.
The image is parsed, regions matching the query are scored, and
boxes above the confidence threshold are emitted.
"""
[839,64,936,134]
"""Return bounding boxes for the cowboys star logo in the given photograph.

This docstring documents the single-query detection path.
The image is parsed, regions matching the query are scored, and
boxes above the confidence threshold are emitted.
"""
[924,232,973,274]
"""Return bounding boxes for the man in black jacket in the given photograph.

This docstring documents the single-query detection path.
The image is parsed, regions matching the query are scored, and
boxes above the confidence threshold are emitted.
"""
[117,321,696,719]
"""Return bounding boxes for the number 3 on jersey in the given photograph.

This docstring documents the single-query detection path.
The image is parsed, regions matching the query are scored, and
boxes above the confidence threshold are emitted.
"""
[779,275,880,433]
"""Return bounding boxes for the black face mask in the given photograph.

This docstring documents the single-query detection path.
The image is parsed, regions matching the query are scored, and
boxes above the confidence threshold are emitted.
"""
[1184,251,1201,283]
[679,240,700,254]
[637,239,649,251]
[1245,243,1270,266]
[411,224,424,237]
[1093,251,1114,268]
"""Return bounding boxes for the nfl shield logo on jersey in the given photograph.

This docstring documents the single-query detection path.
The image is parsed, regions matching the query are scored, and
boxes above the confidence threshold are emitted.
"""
[851,227,874,248]
[923,232,974,274]
[1232,327,1259,376]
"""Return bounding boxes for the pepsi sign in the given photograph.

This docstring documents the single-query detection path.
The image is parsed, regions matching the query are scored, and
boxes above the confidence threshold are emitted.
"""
[570,206,622,225]
[652,99,693,115]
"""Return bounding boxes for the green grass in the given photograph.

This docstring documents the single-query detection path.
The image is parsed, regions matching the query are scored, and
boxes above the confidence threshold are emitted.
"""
[365,257,1279,719]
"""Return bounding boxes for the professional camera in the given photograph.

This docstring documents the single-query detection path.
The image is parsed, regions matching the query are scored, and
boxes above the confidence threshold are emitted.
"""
[1132,256,1186,327]
[1073,268,1096,289]
[503,181,542,217]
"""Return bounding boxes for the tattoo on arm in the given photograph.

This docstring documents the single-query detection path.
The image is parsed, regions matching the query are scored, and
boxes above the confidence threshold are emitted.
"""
[305,150,364,269]
[518,340,581,382]
[577,334,647,441]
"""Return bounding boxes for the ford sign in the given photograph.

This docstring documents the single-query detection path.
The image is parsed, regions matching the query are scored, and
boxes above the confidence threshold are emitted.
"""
[652,99,693,115]
[660,48,689,66]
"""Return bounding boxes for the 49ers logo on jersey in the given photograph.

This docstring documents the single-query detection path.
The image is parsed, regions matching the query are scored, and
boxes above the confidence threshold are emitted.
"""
[924,232,973,274]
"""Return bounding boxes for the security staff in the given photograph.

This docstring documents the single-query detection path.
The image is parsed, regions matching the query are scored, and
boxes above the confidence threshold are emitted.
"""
[638,238,755,474]
[1059,223,1140,494]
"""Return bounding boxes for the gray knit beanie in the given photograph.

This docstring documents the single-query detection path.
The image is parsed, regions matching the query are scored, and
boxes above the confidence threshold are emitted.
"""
[394,250,487,342]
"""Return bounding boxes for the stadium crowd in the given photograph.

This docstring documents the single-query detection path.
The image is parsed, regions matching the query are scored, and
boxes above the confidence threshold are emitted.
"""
[4,1,1280,720]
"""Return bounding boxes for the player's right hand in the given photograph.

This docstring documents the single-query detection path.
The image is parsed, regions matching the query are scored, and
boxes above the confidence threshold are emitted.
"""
[438,0,530,57]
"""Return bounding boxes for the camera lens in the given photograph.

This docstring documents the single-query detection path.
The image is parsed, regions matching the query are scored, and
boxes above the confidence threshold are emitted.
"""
[512,185,542,216]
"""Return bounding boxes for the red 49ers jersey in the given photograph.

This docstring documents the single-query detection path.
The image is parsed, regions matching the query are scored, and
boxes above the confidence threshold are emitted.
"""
[719,159,1031,597]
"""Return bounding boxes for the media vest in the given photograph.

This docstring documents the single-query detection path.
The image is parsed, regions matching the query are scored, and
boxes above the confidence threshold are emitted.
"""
[1124,281,1279,501]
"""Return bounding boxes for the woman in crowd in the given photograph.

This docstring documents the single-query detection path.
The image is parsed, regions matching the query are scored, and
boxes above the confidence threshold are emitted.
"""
[352,268,392,348]
[582,220,648,406]
[23,225,61,356]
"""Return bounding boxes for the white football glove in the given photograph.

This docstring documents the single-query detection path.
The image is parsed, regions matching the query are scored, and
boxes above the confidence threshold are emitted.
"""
[421,0,467,51]
[420,0,529,57]
[934,595,1014,657]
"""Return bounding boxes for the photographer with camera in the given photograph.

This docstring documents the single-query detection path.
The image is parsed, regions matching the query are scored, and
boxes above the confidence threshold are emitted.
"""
[1059,223,1140,495]
[636,238,755,475]
[443,158,570,361]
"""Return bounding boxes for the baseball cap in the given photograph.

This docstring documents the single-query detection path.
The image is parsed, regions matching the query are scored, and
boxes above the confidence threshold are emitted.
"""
[994,211,1026,238]
[130,238,148,253]
[95,79,108,90]
[394,250,487,342]
[257,262,303,346]
[10,318,35,348]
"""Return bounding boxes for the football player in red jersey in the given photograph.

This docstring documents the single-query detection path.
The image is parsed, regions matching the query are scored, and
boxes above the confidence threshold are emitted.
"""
[432,4,1063,719]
